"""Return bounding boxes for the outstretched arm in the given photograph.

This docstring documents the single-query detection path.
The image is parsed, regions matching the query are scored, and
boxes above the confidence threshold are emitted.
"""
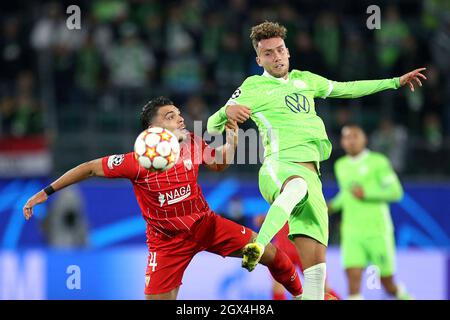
[23,158,105,220]
[325,68,427,99]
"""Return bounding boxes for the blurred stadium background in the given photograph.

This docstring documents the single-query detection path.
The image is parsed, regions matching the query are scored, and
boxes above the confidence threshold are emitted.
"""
[0,0,449,299]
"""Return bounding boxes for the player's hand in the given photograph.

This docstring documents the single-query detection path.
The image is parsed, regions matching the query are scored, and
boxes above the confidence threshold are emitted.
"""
[351,186,365,200]
[23,190,48,220]
[225,120,239,146]
[225,105,251,123]
[399,68,427,92]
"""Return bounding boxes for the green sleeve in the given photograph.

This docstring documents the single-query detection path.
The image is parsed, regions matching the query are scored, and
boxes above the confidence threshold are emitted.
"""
[305,71,400,99]
[328,77,401,99]
[207,106,228,134]
[363,156,404,202]
[207,78,259,134]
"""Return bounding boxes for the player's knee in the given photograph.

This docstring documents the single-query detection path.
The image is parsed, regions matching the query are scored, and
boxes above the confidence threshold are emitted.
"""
[280,176,308,205]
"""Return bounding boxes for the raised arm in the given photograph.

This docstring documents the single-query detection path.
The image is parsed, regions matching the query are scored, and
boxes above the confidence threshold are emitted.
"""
[23,158,105,220]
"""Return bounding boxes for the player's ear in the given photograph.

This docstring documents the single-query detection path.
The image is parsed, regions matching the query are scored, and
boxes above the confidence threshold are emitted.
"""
[286,47,290,58]
[256,56,262,67]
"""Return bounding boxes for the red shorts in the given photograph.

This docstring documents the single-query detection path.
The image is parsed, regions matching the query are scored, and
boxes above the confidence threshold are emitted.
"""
[144,212,253,295]
[274,223,303,272]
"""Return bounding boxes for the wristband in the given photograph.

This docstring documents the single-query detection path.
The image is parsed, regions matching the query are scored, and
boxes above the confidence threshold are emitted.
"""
[43,185,55,196]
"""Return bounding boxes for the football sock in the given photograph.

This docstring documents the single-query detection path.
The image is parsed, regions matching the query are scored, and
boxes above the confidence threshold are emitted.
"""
[272,291,286,300]
[267,247,303,297]
[301,263,326,300]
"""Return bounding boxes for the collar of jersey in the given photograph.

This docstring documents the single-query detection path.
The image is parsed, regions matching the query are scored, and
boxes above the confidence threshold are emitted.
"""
[262,70,289,84]
[349,148,370,162]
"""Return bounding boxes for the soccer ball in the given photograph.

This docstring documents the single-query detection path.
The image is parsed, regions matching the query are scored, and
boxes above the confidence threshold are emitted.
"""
[134,127,180,172]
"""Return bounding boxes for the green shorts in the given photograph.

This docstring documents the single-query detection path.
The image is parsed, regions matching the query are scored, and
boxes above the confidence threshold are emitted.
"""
[258,159,329,246]
[341,233,396,277]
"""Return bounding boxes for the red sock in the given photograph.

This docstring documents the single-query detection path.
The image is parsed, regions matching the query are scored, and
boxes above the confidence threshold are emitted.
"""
[272,291,287,300]
[267,247,303,297]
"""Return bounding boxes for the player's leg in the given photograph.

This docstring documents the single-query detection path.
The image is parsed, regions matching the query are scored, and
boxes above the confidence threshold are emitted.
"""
[288,165,329,300]
[256,161,329,300]
[345,268,364,299]
[272,280,287,300]
[379,276,412,299]
[342,236,367,299]
[203,214,302,298]
[380,275,397,295]
[292,235,326,300]
[144,235,196,300]
[228,231,303,297]
[242,165,308,271]
[369,234,413,300]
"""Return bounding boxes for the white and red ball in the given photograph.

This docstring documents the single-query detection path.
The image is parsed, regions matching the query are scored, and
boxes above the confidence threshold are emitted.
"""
[134,127,180,172]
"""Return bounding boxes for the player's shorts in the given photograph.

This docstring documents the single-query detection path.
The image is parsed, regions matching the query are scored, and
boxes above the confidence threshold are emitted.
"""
[144,212,253,295]
[273,223,303,271]
[259,158,329,246]
[341,232,396,277]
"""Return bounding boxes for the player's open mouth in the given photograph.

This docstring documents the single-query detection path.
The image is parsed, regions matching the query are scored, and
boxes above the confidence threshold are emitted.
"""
[275,64,284,69]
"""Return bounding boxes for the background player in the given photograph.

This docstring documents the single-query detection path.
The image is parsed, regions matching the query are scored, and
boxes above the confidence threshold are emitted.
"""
[23,96,302,300]
[207,21,426,299]
[328,124,412,300]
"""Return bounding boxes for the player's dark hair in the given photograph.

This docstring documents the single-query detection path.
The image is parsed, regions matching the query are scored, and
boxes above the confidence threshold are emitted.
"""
[341,123,366,135]
[250,21,287,52]
[140,96,174,129]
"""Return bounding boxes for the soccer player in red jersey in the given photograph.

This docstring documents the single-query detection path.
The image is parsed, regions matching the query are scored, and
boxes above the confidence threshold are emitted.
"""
[255,216,340,300]
[23,96,302,300]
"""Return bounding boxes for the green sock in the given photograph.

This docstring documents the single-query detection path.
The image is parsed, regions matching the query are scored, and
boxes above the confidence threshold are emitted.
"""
[255,205,290,246]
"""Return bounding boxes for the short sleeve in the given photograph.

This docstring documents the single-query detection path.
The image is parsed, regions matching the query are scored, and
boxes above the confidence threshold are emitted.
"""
[102,152,138,179]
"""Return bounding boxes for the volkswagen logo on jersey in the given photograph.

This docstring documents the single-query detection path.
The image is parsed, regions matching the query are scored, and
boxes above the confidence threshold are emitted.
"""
[158,185,192,207]
[285,93,310,113]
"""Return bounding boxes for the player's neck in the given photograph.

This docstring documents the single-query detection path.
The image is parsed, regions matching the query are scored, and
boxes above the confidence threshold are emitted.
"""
[262,70,289,83]
[348,148,369,161]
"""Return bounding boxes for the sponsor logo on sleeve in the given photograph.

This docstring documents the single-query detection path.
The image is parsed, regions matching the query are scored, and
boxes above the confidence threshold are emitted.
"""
[107,154,125,169]
[231,88,241,99]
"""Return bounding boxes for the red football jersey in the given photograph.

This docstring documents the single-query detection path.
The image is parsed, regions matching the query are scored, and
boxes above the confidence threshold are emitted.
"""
[102,133,216,240]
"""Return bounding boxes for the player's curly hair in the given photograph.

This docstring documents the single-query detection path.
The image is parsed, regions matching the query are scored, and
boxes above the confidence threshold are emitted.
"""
[250,21,287,52]
[140,96,174,129]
